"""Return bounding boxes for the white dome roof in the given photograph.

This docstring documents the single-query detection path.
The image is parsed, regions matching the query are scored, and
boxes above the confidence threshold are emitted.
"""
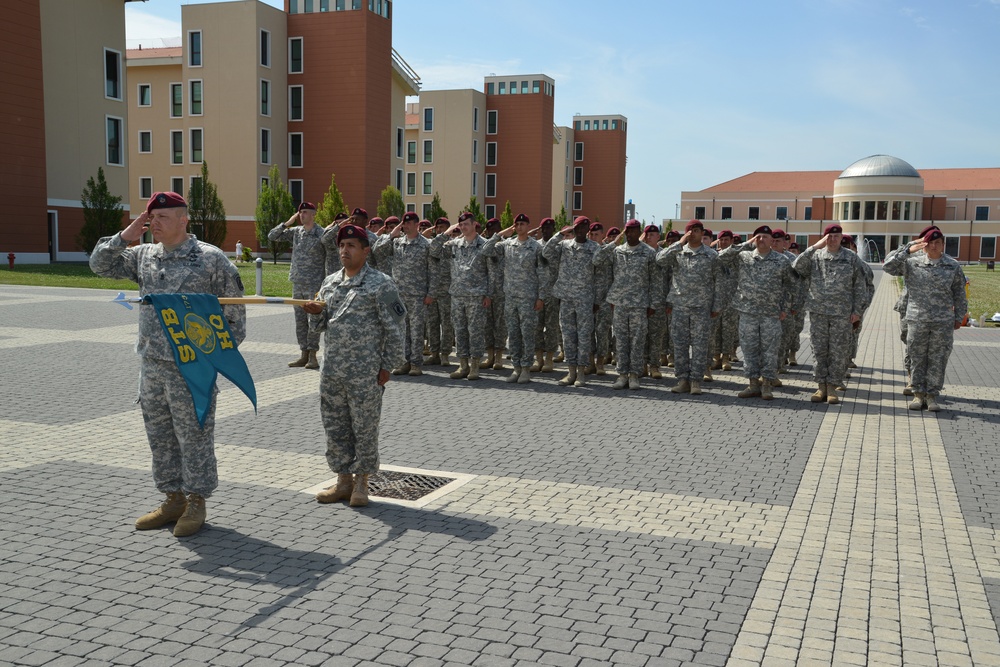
[839,155,921,179]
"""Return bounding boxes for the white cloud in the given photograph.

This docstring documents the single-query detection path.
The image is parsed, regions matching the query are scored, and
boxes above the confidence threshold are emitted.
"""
[125,7,181,47]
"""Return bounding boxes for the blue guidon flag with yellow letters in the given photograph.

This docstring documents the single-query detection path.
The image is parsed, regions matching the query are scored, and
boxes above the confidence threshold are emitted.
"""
[147,293,257,428]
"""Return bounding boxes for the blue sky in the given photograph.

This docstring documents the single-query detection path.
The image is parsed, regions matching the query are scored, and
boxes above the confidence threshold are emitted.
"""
[126,0,1000,223]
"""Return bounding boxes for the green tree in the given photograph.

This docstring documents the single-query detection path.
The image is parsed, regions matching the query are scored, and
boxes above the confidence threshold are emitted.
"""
[500,200,514,229]
[78,167,124,254]
[554,204,570,230]
[254,164,295,264]
[315,173,349,228]
[466,197,486,224]
[187,162,227,248]
[376,185,405,219]
[428,192,448,223]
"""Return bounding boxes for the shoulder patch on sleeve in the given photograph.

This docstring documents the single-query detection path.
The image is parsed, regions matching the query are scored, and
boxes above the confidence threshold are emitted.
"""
[379,286,407,323]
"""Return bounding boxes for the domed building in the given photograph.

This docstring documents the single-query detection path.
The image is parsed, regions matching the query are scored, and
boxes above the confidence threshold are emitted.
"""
[680,154,1000,262]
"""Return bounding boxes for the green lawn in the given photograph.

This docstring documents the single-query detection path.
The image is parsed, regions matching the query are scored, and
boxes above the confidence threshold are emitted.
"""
[965,264,1000,321]
[0,260,295,297]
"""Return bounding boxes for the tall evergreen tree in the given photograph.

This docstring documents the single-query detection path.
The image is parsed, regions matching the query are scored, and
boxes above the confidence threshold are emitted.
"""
[315,173,349,227]
[554,204,570,230]
[78,167,124,254]
[254,164,295,263]
[466,197,486,224]
[188,162,227,248]
[428,192,448,222]
[377,186,405,219]
[500,200,514,229]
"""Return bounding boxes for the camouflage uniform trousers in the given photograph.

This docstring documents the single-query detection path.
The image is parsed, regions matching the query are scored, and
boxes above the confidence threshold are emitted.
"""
[594,302,613,358]
[783,311,805,358]
[140,358,218,498]
[906,320,954,396]
[484,296,507,351]
[738,314,784,381]
[293,283,322,351]
[716,307,739,359]
[647,310,666,366]
[809,313,853,386]
[850,315,865,362]
[505,297,538,368]
[670,306,712,380]
[401,294,427,367]
[427,295,454,355]
[559,299,595,366]
[614,307,648,376]
[320,374,381,474]
[452,296,487,359]
[535,298,561,353]
[900,314,910,375]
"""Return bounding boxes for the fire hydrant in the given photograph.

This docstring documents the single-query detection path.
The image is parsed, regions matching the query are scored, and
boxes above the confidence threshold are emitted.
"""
[6,253,14,270]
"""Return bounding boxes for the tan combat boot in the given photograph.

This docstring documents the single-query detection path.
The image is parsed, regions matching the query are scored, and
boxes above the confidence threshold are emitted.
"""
[288,350,309,368]
[721,355,733,371]
[408,365,423,376]
[426,352,441,365]
[596,356,607,376]
[449,357,469,379]
[612,374,628,390]
[467,357,481,380]
[770,376,783,388]
[908,393,925,411]
[573,370,587,387]
[349,474,369,507]
[761,379,774,401]
[541,352,555,372]
[628,373,640,390]
[316,474,354,503]
[173,493,206,537]
[135,492,187,530]
[649,365,662,379]
[666,354,675,368]
[689,380,702,395]
[493,349,506,371]
[517,367,531,384]
[391,362,411,376]
[787,351,798,366]
[529,351,544,372]
[926,394,941,412]
[554,349,565,363]
[703,367,714,382]
[583,354,596,375]
[810,383,827,403]
[483,348,495,368]
[506,367,520,383]
[737,378,761,399]
[827,385,840,405]
[440,353,451,367]
[558,365,578,386]
[711,354,722,371]
[305,350,320,370]
[671,378,690,394]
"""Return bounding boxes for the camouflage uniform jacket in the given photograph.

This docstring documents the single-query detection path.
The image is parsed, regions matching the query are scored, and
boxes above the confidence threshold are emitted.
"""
[718,242,793,317]
[482,234,548,301]
[90,233,246,361]
[781,250,806,312]
[484,236,506,298]
[791,246,867,317]
[883,244,967,324]
[309,264,406,379]
[320,223,379,272]
[268,223,326,286]
[542,235,600,303]
[594,241,660,309]
[429,233,489,297]
[372,234,430,298]
[655,242,722,311]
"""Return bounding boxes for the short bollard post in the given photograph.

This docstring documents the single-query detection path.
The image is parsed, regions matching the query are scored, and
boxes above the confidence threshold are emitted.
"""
[255,257,263,296]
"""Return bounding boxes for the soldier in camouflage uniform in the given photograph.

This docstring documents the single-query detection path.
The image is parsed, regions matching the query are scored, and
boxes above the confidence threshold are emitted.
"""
[710,230,740,371]
[595,220,659,389]
[424,218,454,365]
[658,229,681,368]
[883,229,966,412]
[718,226,794,399]
[90,192,246,537]
[641,225,666,379]
[373,212,430,376]
[482,213,546,383]
[268,201,326,369]
[772,232,806,370]
[306,224,406,507]
[482,217,508,370]
[429,212,490,380]
[656,220,721,395]
[841,235,875,378]
[791,223,869,404]
[532,217,561,372]
[322,208,379,273]
[324,212,349,276]
[894,226,941,395]
[542,216,601,387]
[589,222,612,375]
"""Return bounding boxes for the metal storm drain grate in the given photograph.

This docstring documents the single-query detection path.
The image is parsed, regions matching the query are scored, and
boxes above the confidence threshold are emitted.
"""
[368,470,454,501]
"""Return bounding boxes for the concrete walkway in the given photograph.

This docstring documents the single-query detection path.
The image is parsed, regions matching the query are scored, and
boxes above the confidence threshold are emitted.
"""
[1,270,1000,666]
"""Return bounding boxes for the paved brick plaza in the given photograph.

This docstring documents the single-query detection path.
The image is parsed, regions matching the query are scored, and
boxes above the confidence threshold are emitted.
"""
[2,268,1000,666]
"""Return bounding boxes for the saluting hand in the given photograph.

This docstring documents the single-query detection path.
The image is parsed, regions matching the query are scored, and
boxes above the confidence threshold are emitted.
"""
[121,211,149,243]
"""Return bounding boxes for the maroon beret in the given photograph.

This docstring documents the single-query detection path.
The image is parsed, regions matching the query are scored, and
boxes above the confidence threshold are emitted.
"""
[644,224,660,234]
[589,222,604,232]
[368,217,384,226]
[458,212,475,222]
[919,225,941,239]
[823,223,843,235]
[924,229,944,242]
[702,229,713,237]
[684,219,704,233]
[418,220,431,229]
[334,211,349,221]
[435,217,449,226]
[486,217,501,227]
[146,191,187,212]
[514,213,529,223]
[753,225,773,237]
[665,230,682,240]
[606,227,621,237]
[337,224,370,246]
[624,219,641,230]
[540,217,556,226]
[384,215,400,225]
[298,201,316,212]
[352,207,368,220]
[402,212,419,223]
[719,230,733,239]
[573,216,591,228]
[789,242,799,249]
[770,228,785,238]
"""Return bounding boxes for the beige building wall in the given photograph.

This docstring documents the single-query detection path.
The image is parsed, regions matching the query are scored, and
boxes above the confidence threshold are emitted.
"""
[552,125,573,216]
[127,51,183,211]
[390,58,419,202]
[681,190,828,239]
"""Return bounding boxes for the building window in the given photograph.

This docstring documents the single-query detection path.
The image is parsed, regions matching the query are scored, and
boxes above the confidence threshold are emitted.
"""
[170,130,183,164]
[188,30,202,67]
[170,83,182,118]
[721,206,732,220]
[748,206,759,220]
[304,0,313,10]
[260,80,270,116]
[289,37,303,73]
[487,110,497,135]
[423,140,432,163]
[190,176,202,198]
[509,80,517,94]
[486,142,497,166]
[945,237,960,258]
[602,119,609,130]
[261,177,269,190]
[487,82,494,95]
[864,201,875,220]
[473,107,479,131]
[573,167,583,186]
[422,203,432,219]
[796,234,808,248]
[611,119,618,129]
[395,168,403,192]
[574,120,581,131]
[485,204,496,219]
[891,201,902,220]
[396,127,403,158]
[106,117,123,166]
[851,201,861,220]
[422,172,432,195]
[876,201,888,220]
[289,133,303,167]
[804,206,812,221]
[105,48,122,100]
[776,206,787,220]
[472,172,477,196]
[190,128,203,163]
[260,29,271,67]
[573,191,582,211]
[289,180,303,207]
[532,80,540,93]
[406,172,415,195]
[485,173,496,198]
[565,166,569,184]
[584,120,590,130]
[260,128,270,164]
[171,177,184,195]
[498,81,506,95]
[976,206,990,221]
[406,203,415,213]
[423,107,433,132]
[189,80,203,115]
[472,140,478,164]
[981,237,997,259]
[574,142,583,161]
[407,141,416,164]
[904,201,912,220]
[138,130,152,153]
[290,85,303,121]
[140,177,152,199]
[137,84,151,107]
[695,206,706,220]
[521,80,529,94]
